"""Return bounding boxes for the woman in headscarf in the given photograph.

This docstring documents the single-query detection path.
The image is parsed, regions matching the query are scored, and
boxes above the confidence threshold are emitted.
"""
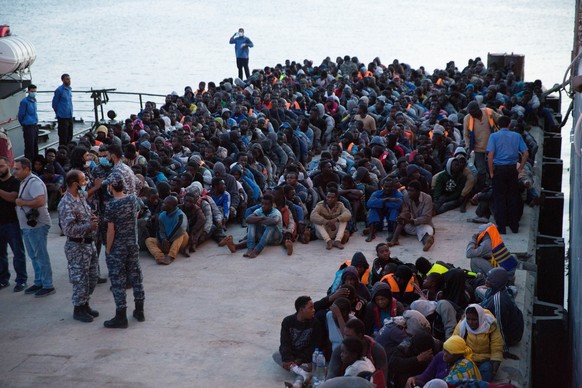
[453,304,503,382]
[480,267,524,347]
[405,335,480,388]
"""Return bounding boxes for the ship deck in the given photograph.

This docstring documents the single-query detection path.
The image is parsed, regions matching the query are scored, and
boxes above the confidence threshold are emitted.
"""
[0,129,542,387]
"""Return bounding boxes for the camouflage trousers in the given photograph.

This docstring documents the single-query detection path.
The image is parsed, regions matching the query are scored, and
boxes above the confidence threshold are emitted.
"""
[64,240,98,306]
[105,244,145,309]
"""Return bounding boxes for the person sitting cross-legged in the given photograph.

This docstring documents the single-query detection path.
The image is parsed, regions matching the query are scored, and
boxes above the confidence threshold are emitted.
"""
[145,195,189,265]
[365,177,403,243]
[389,180,435,251]
[310,187,351,250]
[243,194,283,259]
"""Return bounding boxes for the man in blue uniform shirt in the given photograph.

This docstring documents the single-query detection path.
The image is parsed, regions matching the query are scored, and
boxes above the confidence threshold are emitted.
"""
[52,73,74,145]
[486,115,528,234]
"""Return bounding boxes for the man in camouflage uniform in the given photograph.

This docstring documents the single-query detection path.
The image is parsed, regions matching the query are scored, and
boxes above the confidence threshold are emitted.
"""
[91,146,114,253]
[103,172,145,329]
[108,144,140,196]
[57,170,99,323]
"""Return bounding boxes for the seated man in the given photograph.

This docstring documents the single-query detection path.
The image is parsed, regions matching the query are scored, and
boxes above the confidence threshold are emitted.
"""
[179,192,206,252]
[390,180,435,251]
[145,195,189,265]
[243,194,283,259]
[210,177,231,228]
[432,157,466,215]
[380,265,419,308]
[465,222,517,276]
[271,186,296,255]
[310,187,351,250]
[326,318,388,382]
[365,177,403,242]
[370,243,404,286]
[275,296,322,384]
[479,267,524,347]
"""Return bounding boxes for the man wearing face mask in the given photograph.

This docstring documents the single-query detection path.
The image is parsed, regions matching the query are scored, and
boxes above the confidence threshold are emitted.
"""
[91,146,113,258]
[18,85,39,161]
[58,170,99,323]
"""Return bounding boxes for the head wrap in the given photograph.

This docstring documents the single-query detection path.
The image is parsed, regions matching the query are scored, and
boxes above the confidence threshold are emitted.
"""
[403,310,431,336]
[411,300,437,318]
[443,335,473,360]
[458,304,495,338]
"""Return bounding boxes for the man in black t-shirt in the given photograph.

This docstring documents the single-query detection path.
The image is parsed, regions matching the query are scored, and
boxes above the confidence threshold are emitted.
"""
[0,156,28,292]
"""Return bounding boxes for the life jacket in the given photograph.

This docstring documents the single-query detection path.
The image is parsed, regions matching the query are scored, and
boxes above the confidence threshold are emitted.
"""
[476,224,517,271]
[328,260,370,295]
[427,262,449,275]
[380,273,415,293]
[467,108,498,151]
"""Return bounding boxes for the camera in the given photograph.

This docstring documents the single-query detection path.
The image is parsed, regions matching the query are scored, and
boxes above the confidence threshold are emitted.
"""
[25,208,39,227]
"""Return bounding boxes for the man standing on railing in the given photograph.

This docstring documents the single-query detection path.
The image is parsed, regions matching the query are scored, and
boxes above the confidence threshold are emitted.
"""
[17,85,38,160]
[52,73,74,146]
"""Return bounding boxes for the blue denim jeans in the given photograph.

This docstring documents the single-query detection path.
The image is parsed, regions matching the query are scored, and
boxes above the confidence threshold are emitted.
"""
[478,360,493,382]
[22,224,53,288]
[0,222,28,284]
[247,224,282,253]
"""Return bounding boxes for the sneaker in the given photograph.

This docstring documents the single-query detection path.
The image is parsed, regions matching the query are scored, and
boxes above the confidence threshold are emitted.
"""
[34,288,56,298]
[0,282,9,290]
[13,283,27,293]
[24,284,43,294]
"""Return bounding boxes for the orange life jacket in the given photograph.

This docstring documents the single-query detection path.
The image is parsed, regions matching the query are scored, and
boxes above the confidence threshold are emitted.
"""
[467,108,498,151]
[380,273,414,293]
[339,260,370,286]
[476,224,517,271]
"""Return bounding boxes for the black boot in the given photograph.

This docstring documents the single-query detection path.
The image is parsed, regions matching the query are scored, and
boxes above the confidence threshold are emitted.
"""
[74,305,94,323]
[104,308,128,329]
[133,301,145,322]
[83,302,99,317]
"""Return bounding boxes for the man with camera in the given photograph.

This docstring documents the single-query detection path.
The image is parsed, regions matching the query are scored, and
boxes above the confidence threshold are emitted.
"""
[13,158,55,297]
[58,170,99,322]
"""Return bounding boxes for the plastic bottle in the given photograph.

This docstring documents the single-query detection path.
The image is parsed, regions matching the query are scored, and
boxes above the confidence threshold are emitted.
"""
[316,351,326,381]
[312,348,319,376]
[312,377,321,387]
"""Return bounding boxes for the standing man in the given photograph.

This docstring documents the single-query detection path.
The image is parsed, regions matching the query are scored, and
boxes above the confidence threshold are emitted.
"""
[487,115,528,234]
[58,170,99,322]
[52,73,74,146]
[463,101,501,191]
[18,84,38,160]
[108,144,139,196]
[13,158,55,297]
[229,28,254,80]
[103,173,145,328]
[0,156,28,292]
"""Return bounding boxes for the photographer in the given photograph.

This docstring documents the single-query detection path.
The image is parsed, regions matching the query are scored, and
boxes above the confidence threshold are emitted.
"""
[13,158,55,297]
